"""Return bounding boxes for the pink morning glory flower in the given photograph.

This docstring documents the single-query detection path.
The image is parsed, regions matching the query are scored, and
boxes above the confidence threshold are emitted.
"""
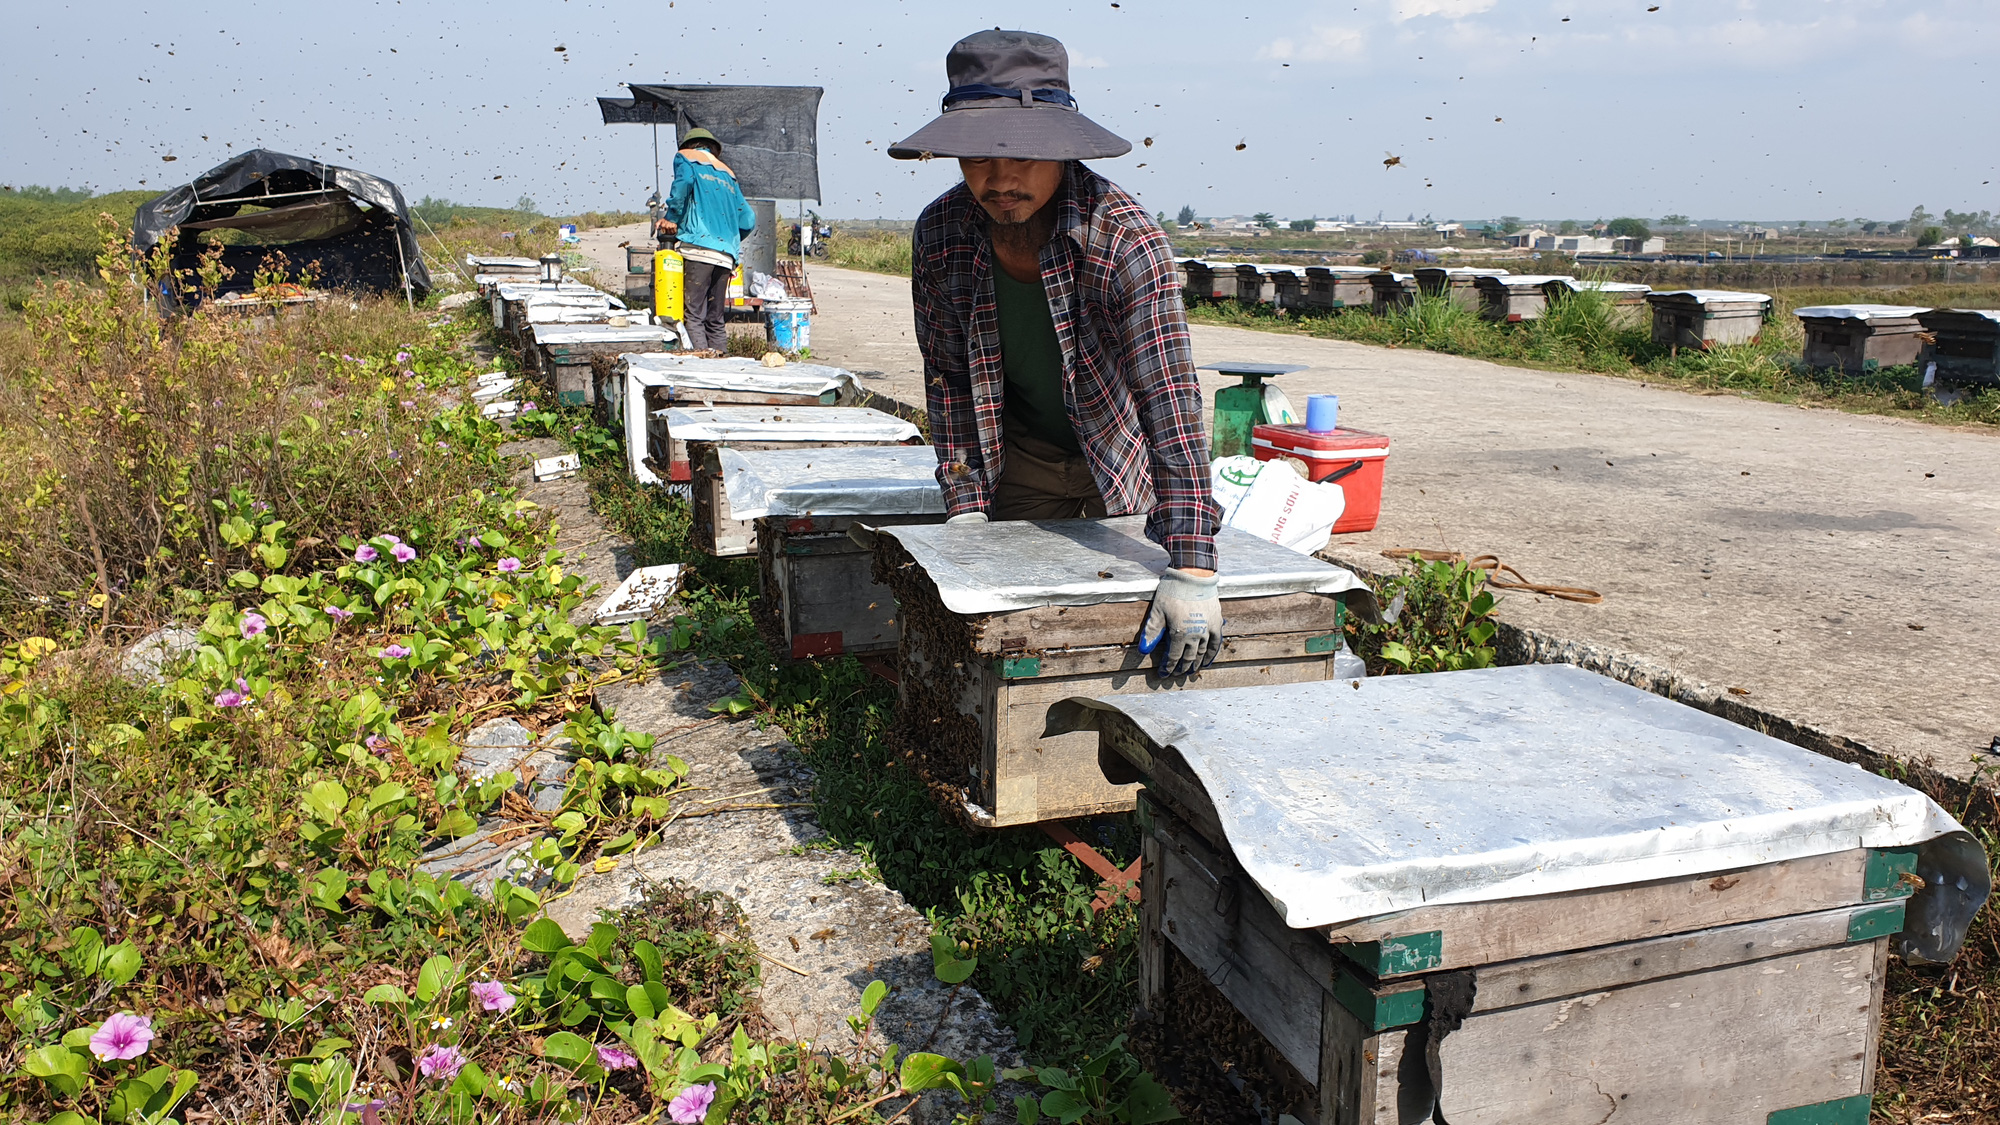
[354,544,379,563]
[399,399,416,408]
[213,687,249,708]
[381,644,412,660]
[364,734,390,755]
[391,543,417,563]
[416,1043,465,1081]
[597,1043,639,1070]
[325,605,354,622]
[382,534,401,544]
[496,557,522,574]
[239,613,267,639]
[344,1099,390,1125]
[88,1013,155,1061]
[668,1081,715,1123]
[522,401,538,412]
[396,351,411,363]
[469,980,515,1012]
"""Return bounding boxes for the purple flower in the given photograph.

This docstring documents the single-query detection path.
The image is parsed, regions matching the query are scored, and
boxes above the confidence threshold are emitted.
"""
[416,1043,465,1081]
[365,734,390,755]
[381,644,412,660]
[496,557,522,574]
[341,354,358,363]
[88,1013,155,1061]
[400,400,416,409]
[396,351,411,363]
[213,687,249,708]
[344,1098,391,1125]
[239,613,267,639]
[354,544,379,563]
[521,400,538,412]
[469,979,515,1012]
[391,543,417,563]
[436,440,449,449]
[382,534,402,544]
[402,369,416,379]
[325,605,354,622]
[668,1081,715,1123]
[597,1043,639,1071]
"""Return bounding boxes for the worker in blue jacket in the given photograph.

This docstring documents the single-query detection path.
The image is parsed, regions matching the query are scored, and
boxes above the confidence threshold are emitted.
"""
[656,127,757,351]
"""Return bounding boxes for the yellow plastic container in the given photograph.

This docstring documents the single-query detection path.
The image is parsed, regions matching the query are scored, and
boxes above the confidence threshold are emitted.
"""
[653,248,684,322]
[727,262,748,308]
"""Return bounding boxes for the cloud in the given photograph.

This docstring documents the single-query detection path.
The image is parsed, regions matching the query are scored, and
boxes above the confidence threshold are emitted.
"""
[1262,25,1367,61]
[1394,0,1499,21]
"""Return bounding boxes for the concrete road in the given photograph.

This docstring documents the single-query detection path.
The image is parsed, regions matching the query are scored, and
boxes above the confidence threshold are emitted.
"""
[800,265,2000,779]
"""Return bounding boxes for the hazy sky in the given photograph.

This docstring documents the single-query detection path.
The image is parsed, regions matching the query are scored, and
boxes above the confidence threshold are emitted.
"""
[5,0,1995,223]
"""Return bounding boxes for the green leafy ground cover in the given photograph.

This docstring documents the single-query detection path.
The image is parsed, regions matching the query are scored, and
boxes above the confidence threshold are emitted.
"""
[0,231,1020,1122]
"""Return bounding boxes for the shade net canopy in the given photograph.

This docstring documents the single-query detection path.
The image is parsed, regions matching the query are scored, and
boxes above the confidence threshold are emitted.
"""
[598,85,822,201]
[133,148,430,299]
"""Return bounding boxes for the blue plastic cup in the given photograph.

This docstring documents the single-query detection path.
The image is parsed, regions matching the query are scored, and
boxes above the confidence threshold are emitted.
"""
[1306,394,1340,434]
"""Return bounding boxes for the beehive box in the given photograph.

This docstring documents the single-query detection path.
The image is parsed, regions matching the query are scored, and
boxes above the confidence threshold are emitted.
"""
[1234,265,1274,305]
[1304,267,1378,312]
[1792,305,1928,374]
[1915,308,2000,387]
[872,518,1373,828]
[1414,267,1510,311]
[724,446,948,659]
[679,406,923,556]
[1474,274,1575,322]
[1541,278,1654,328]
[607,355,862,485]
[1264,266,1308,310]
[1054,666,1989,1125]
[1647,290,1773,350]
[528,323,670,407]
[1183,260,1244,302]
[1367,272,1417,315]
[466,254,541,278]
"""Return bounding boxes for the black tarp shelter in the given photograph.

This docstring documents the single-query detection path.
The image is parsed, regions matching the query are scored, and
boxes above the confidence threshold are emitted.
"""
[597,85,822,202]
[133,149,430,302]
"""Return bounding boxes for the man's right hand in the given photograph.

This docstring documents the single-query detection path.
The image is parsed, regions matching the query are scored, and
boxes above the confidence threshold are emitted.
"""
[945,512,988,526]
[657,220,678,236]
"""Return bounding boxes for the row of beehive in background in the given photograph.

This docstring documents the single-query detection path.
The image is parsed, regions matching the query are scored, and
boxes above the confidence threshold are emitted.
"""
[466,254,677,411]
[1184,259,2000,382]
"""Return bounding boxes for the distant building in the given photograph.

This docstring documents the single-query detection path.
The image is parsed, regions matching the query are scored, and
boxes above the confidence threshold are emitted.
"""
[1505,227,1550,248]
[1434,222,1464,239]
[1613,236,1668,254]
[1313,220,1347,232]
[1535,235,1617,253]
[1746,227,1778,241]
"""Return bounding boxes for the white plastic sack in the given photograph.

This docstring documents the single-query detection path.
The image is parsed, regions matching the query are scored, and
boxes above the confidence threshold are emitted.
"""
[1210,456,1344,555]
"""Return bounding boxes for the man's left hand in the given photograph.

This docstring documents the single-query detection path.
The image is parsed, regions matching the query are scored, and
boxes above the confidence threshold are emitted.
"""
[1139,567,1222,677]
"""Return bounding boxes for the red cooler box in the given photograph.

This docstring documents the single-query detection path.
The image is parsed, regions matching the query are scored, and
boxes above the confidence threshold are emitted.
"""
[1250,424,1390,533]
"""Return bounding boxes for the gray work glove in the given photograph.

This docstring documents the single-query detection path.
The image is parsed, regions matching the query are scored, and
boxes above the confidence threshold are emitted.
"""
[1139,568,1223,677]
[946,512,988,525]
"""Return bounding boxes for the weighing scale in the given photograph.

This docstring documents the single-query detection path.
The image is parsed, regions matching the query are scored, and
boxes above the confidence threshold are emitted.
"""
[1200,361,1305,459]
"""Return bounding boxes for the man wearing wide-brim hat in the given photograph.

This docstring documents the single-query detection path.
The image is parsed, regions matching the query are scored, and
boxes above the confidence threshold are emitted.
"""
[891,29,1222,678]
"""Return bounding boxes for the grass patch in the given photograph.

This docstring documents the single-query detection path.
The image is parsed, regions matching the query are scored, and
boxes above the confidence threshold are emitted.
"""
[822,231,912,277]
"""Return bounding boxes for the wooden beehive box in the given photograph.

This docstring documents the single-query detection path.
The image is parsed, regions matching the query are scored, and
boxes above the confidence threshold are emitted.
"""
[1265,267,1309,310]
[607,355,862,485]
[1647,290,1772,349]
[1234,265,1274,305]
[1915,308,2000,387]
[1793,305,1928,374]
[1414,268,1509,311]
[1054,666,1989,1125]
[528,323,670,407]
[680,406,923,556]
[1367,272,1417,316]
[718,445,948,659]
[1304,267,1378,312]
[1541,278,1654,328]
[1183,261,1242,302]
[1474,274,1573,322]
[872,518,1373,828]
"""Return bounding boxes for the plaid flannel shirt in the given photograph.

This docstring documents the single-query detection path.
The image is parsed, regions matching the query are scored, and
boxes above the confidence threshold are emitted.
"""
[911,163,1219,571]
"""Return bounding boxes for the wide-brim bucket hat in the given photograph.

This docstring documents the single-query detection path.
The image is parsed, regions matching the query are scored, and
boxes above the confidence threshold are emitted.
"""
[679,127,722,153]
[888,30,1131,161]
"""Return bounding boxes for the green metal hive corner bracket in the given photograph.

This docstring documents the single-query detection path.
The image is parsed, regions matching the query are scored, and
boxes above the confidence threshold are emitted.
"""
[1339,930,1443,976]
[993,655,1042,679]
[1331,964,1427,1033]
[1863,846,1920,902]
[1767,1094,1870,1125]
[1846,900,1906,943]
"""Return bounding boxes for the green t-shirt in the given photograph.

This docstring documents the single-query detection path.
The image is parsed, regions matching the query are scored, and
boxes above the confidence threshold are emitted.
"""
[992,267,1080,453]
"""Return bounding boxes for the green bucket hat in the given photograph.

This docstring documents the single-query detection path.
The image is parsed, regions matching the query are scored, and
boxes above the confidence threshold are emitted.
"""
[678,127,721,154]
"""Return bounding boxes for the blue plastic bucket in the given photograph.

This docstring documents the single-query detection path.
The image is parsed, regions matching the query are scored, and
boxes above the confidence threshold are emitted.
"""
[766,299,812,352]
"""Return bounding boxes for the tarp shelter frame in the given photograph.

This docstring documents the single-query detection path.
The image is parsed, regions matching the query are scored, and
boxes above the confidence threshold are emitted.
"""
[596,84,824,203]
